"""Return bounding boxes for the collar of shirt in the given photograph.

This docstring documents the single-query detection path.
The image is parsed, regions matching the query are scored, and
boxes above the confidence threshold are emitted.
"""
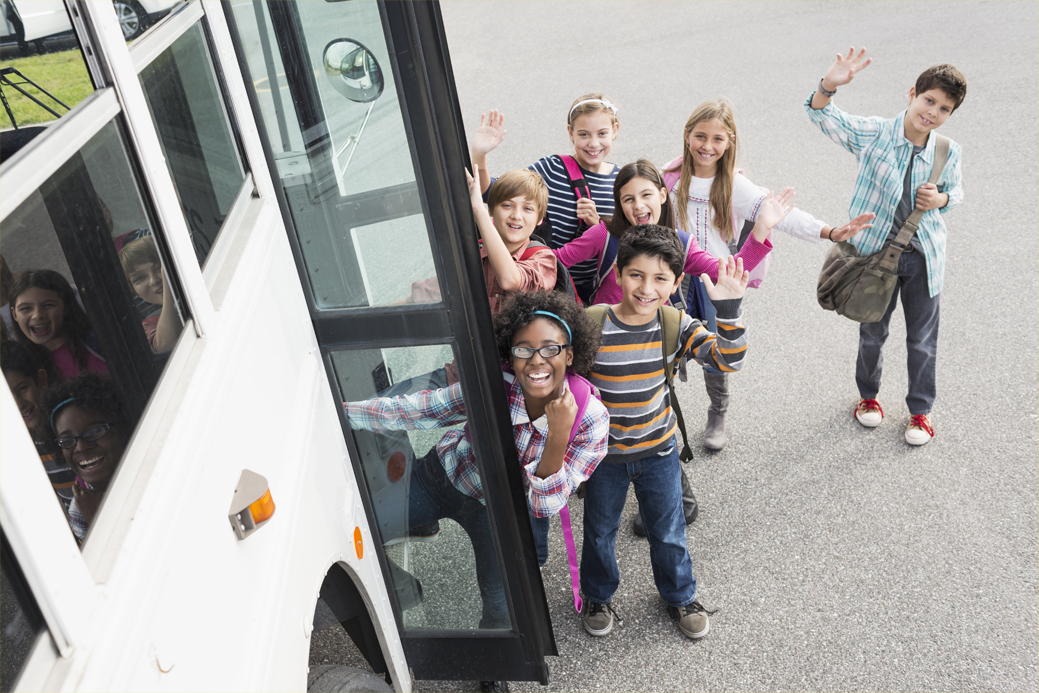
[505,371,570,436]
[480,237,532,260]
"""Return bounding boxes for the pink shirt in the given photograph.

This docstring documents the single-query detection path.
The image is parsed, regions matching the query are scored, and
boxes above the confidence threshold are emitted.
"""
[51,342,108,380]
[553,222,772,305]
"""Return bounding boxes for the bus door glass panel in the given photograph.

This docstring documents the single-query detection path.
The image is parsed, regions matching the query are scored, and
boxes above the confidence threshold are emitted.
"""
[138,22,246,268]
[0,531,47,691]
[0,1,99,160]
[332,343,514,631]
[227,0,440,309]
[1,118,185,548]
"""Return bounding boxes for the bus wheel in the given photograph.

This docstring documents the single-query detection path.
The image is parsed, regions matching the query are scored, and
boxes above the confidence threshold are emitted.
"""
[307,665,393,692]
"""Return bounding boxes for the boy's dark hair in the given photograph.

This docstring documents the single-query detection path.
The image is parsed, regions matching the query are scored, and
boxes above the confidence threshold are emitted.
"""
[487,169,549,221]
[606,159,677,239]
[42,372,132,435]
[493,290,601,378]
[9,269,94,379]
[1,340,43,381]
[616,224,685,279]
[915,64,967,111]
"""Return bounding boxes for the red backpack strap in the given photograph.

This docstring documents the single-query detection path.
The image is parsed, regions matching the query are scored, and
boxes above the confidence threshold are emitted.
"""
[518,238,551,261]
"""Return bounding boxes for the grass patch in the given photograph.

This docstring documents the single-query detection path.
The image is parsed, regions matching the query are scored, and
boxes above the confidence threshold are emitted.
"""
[0,49,93,129]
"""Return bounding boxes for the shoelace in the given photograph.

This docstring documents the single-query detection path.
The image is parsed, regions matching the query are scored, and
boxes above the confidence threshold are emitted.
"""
[588,601,623,623]
[908,414,935,437]
[854,398,884,418]
[682,600,718,617]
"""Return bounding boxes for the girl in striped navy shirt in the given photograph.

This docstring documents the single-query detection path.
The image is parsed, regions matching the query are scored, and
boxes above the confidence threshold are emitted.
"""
[471,94,621,301]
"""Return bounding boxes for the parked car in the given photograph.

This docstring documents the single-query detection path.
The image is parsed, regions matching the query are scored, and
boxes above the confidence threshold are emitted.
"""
[1,0,180,52]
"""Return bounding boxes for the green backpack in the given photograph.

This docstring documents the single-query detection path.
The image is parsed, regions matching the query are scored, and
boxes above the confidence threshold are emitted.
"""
[586,305,694,462]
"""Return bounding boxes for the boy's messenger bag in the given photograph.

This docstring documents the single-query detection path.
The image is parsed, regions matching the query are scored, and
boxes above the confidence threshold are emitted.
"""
[816,134,949,323]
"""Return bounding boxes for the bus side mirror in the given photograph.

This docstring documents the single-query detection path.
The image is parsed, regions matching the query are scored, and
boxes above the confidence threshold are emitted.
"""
[323,39,384,103]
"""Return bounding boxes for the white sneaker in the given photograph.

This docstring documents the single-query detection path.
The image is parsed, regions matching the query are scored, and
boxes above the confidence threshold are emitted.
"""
[905,415,935,446]
[854,399,884,427]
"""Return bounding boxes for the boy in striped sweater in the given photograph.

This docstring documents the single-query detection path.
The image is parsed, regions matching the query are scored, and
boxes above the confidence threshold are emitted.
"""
[580,224,750,640]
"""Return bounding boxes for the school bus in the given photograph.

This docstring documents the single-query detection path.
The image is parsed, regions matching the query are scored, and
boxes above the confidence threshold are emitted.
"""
[0,1,558,689]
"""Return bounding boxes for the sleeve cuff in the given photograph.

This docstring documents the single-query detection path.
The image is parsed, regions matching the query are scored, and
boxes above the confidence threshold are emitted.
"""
[712,298,743,319]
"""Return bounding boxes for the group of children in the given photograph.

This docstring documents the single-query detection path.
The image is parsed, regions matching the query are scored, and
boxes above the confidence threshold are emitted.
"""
[347,47,966,645]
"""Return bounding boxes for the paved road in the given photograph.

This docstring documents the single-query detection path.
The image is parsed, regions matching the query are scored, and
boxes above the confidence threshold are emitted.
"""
[314,2,1039,690]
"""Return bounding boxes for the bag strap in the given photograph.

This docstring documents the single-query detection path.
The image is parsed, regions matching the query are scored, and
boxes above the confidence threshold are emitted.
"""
[880,134,951,271]
[589,234,619,303]
[518,238,549,261]
[559,154,591,201]
[659,306,694,462]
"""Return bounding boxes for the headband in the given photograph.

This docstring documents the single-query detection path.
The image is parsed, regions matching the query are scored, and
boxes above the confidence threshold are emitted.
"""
[569,98,617,121]
[50,397,77,432]
[530,311,572,343]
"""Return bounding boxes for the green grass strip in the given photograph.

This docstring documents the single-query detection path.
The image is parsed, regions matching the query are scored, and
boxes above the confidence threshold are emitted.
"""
[1,49,94,129]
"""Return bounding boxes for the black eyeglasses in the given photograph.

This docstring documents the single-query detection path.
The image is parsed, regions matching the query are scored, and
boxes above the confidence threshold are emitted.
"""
[55,423,120,449]
[510,344,570,359]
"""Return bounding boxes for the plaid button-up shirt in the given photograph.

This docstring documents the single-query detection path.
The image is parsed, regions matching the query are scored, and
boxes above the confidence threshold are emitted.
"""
[805,95,963,297]
[344,373,609,518]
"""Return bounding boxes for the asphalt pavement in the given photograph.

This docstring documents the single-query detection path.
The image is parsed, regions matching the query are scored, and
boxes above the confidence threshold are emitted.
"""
[313,2,1039,690]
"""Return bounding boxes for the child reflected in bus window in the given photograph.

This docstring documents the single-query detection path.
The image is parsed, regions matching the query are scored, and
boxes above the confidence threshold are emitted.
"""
[43,373,134,542]
[1,254,14,336]
[118,236,182,354]
[9,270,108,381]
[2,341,76,516]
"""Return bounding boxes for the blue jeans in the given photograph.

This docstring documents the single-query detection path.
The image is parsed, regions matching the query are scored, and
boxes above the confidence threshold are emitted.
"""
[407,449,509,629]
[528,509,549,567]
[856,249,940,415]
[580,440,697,607]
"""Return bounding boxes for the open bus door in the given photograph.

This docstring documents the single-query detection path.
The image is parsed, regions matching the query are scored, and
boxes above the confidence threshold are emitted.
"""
[223,0,558,684]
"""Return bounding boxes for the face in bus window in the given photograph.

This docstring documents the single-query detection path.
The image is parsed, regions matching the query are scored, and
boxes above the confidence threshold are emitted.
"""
[3,368,48,434]
[13,287,66,350]
[127,262,164,305]
[54,406,126,490]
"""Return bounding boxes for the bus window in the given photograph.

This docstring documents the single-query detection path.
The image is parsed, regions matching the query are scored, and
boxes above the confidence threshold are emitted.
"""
[0,531,47,691]
[138,21,246,268]
[333,343,514,631]
[0,1,99,160]
[227,0,441,310]
[1,118,186,547]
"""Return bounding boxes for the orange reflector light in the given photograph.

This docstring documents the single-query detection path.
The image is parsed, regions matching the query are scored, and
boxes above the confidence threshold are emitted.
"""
[354,526,363,559]
[248,488,276,524]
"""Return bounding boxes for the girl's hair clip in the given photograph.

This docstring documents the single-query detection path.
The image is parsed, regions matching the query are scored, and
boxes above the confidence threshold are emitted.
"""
[569,99,618,120]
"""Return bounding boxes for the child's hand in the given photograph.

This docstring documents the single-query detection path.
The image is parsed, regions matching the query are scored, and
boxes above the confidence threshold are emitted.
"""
[72,484,105,527]
[576,197,600,227]
[915,183,947,211]
[754,188,796,231]
[701,256,749,302]
[822,46,872,91]
[471,110,506,156]
[545,387,578,440]
[466,166,485,211]
[826,212,876,242]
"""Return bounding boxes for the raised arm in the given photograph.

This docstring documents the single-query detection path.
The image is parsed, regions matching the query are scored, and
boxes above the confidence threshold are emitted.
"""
[679,257,749,373]
[467,165,524,291]
[470,110,506,194]
[344,382,467,431]
[553,221,609,267]
[811,46,872,110]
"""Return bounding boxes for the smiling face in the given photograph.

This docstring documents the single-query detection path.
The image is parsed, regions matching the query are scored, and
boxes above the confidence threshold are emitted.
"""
[4,368,47,434]
[509,318,572,417]
[13,287,66,351]
[686,118,731,178]
[568,111,618,173]
[614,254,683,325]
[904,87,955,145]
[128,261,164,305]
[619,176,667,227]
[492,194,542,254]
[54,405,126,490]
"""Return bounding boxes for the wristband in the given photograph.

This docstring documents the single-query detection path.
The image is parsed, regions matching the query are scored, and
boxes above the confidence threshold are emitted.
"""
[818,79,837,98]
[827,227,835,242]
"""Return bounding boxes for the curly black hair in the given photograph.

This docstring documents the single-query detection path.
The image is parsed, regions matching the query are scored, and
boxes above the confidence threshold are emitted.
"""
[42,372,133,435]
[493,291,601,378]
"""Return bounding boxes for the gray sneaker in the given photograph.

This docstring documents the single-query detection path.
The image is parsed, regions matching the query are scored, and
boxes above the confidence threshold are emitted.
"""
[667,601,714,639]
[581,601,619,637]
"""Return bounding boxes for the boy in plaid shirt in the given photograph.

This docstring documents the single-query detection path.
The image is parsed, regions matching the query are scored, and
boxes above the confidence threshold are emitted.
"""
[806,47,966,445]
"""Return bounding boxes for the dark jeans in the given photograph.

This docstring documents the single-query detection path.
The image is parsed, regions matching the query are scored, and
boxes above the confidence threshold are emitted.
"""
[856,249,940,415]
[580,440,697,607]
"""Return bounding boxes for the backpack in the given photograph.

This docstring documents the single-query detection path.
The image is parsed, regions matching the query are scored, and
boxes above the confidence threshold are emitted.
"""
[662,157,770,289]
[585,305,694,463]
[518,239,582,306]
[502,365,600,613]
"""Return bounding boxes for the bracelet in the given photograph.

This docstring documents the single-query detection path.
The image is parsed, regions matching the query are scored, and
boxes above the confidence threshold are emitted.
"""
[827,227,835,242]
[818,78,837,98]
